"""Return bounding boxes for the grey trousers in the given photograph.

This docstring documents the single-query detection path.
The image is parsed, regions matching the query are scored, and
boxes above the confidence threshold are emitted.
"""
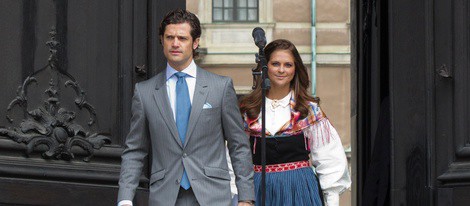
[175,187,200,206]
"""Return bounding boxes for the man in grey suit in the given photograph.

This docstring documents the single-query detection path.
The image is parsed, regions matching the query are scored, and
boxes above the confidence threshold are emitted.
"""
[117,9,255,206]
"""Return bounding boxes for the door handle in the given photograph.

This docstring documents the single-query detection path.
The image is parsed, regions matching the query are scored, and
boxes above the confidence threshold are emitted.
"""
[437,64,452,78]
[135,65,147,76]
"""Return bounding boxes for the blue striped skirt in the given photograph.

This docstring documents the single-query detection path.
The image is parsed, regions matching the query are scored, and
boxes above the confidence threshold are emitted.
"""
[253,167,323,206]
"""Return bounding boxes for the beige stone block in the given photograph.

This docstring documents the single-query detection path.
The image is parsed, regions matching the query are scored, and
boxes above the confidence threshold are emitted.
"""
[273,0,311,22]
[203,65,255,87]
[273,28,311,46]
[340,189,352,206]
[317,28,350,45]
[317,0,349,22]
[186,1,199,14]
[316,65,351,147]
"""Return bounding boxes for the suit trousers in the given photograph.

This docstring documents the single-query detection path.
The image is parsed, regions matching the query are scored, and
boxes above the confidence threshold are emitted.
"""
[175,187,200,206]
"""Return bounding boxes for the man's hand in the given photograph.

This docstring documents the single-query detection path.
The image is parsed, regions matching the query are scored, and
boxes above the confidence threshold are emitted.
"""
[117,200,132,206]
[238,201,255,206]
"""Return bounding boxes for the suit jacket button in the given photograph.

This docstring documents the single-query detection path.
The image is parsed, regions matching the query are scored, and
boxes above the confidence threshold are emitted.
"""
[183,153,187,158]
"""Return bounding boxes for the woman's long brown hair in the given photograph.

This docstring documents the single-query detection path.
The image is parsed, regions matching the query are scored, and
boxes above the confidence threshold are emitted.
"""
[240,39,319,119]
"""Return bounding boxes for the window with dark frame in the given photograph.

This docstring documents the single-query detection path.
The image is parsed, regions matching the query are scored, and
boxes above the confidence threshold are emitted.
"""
[213,0,259,22]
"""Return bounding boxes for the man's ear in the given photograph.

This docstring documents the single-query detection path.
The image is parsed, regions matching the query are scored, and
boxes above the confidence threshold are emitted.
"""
[193,38,200,50]
[159,35,163,45]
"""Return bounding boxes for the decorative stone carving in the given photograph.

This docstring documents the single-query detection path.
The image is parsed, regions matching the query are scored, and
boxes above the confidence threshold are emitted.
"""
[0,28,111,162]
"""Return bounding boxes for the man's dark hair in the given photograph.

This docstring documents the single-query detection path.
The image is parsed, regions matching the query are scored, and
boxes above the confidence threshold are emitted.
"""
[159,8,201,57]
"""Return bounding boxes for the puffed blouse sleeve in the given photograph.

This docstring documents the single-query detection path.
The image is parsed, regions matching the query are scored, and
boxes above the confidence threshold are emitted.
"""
[302,103,351,206]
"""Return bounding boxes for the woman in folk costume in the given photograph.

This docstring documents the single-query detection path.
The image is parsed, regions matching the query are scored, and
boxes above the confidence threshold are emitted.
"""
[239,39,351,206]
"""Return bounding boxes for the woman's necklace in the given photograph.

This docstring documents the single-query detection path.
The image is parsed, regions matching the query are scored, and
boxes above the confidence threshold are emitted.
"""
[271,99,281,109]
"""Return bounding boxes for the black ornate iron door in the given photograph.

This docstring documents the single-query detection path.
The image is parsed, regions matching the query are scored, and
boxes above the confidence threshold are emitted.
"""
[0,0,184,205]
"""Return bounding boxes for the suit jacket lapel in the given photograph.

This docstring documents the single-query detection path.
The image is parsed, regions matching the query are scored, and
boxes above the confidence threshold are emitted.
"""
[153,73,183,148]
[184,67,209,148]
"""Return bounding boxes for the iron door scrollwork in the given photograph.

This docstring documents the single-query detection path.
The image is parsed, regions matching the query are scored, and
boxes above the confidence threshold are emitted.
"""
[0,28,111,162]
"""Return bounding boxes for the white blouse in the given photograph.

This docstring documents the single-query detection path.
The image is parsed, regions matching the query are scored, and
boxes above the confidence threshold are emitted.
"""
[303,118,351,206]
[265,92,292,135]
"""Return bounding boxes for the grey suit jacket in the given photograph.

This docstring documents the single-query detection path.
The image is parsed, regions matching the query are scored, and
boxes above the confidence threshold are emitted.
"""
[118,67,254,206]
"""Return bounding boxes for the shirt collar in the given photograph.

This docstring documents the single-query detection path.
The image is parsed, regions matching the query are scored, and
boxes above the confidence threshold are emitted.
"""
[165,60,197,80]
[267,91,292,109]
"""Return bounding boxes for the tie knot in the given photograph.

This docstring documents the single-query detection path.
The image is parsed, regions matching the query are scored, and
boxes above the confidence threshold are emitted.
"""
[174,72,188,79]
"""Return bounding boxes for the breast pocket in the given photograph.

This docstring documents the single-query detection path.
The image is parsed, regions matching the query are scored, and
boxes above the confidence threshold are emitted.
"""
[200,107,220,116]
[200,107,221,125]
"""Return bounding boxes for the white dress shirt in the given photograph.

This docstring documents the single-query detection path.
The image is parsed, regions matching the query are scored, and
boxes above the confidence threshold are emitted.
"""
[165,60,197,120]
[118,61,197,206]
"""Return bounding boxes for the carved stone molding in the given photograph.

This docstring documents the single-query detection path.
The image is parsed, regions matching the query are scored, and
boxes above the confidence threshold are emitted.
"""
[0,28,111,162]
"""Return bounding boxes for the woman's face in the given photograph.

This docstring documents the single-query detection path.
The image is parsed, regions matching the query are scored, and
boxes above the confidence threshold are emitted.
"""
[267,49,296,91]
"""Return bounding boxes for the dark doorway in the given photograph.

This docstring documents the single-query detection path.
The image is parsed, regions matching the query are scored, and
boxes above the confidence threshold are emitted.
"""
[354,0,390,205]
[354,0,470,205]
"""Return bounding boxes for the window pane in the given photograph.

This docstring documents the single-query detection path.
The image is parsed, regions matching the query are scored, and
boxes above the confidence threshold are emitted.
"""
[248,0,257,7]
[213,0,223,7]
[224,9,233,21]
[224,0,233,7]
[213,8,223,21]
[237,8,247,21]
[237,0,247,7]
[248,9,257,21]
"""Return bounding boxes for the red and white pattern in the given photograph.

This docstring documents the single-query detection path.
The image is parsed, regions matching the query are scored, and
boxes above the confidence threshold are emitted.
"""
[254,160,311,173]
[243,97,326,138]
[244,94,336,150]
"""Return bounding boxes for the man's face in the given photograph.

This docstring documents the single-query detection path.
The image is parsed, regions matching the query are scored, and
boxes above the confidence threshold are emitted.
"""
[161,23,200,71]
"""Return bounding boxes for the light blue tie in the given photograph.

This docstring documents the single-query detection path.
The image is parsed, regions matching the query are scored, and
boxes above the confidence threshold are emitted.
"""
[175,72,191,190]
